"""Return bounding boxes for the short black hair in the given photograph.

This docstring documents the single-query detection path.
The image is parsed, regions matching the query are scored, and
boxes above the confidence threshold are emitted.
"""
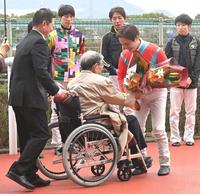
[117,24,140,41]
[175,14,192,25]
[27,20,33,33]
[32,8,53,26]
[109,7,126,19]
[58,4,75,17]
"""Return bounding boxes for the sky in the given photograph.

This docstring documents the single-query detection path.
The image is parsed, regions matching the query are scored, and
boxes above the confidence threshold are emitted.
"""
[125,0,199,18]
[0,0,200,18]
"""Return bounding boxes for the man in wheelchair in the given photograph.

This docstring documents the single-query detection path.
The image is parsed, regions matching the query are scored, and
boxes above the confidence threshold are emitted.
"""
[65,50,153,176]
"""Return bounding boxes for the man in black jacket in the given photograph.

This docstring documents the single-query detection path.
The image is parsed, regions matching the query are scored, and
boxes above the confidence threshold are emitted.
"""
[165,14,200,147]
[100,7,126,89]
[6,8,68,190]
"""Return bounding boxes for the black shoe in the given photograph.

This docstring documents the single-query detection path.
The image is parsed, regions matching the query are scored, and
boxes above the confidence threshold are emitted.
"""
[132,167,147,175]
[6,170,35,190]
[186,141,194,146]
[157,166,170,176]
[144,156,153,168]
[132,156,152,176]
[132,156,153,169]
[29,174,50,187]
[171,142,181,147]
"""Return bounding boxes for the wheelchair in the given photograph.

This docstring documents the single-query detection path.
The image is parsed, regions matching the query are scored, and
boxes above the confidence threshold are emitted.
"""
[37,95,148,187]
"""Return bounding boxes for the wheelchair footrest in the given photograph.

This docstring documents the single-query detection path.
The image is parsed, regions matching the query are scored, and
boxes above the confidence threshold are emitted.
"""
[117,160,134,169]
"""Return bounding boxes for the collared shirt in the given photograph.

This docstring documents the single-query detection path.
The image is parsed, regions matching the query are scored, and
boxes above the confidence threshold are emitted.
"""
[32,28,46,40]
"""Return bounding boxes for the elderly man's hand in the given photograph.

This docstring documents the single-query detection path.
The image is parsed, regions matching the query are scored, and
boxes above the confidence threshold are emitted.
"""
[134,90,144,99]
[124,92,141,111]
[128,100,141,111]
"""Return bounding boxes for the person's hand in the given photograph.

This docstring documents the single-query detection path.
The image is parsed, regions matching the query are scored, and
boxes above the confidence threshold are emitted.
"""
[134,90,144,99]
[0,38,10,58]
[124,92,141,111]
[54,89,70,103]
[141,85,152,94]
[128,100,141,111]
[48,96,53,103]
[185,77,192,88]
[128,100,140,111]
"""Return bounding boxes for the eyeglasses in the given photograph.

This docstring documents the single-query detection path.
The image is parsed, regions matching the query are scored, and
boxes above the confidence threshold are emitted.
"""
[100,60,110,67]
[96,60,111,67]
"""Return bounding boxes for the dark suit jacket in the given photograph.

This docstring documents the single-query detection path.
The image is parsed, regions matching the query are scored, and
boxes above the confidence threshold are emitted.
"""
[9,30,59,110]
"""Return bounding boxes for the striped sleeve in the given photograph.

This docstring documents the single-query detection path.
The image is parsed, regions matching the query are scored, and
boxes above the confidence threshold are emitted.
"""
[118,50,133,92]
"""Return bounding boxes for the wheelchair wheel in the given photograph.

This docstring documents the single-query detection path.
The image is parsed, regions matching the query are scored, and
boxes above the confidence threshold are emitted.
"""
[62,123,118,187]
[91,164,105,176]
[91,156,105,176]
[117,166,132,181]
[37,122,68,180]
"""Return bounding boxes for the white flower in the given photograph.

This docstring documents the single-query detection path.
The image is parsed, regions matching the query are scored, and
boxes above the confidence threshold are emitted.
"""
[155,68,164,78]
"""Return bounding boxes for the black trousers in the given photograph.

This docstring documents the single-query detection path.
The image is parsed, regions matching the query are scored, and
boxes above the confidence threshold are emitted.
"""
[9,106,50,177]
[56,96,81,143]
[126,115,147,153]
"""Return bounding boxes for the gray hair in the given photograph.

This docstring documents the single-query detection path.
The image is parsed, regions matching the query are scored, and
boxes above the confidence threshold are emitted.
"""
[79,50,104,70]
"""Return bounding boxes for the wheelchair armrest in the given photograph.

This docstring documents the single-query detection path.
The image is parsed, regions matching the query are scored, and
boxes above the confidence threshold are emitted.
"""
[83,115,118,138]
[83,114,109,121]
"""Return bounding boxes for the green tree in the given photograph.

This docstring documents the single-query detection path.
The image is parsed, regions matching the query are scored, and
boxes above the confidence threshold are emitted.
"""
[127,12,171,19]
[195,14,200,19]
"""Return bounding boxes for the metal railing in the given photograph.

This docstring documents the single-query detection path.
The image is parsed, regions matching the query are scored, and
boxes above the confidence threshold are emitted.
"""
[1,17,200,55]
[1,17,200,82]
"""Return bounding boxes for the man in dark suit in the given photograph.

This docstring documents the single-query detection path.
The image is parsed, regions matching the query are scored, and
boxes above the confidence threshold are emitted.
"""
[6,8,68,190]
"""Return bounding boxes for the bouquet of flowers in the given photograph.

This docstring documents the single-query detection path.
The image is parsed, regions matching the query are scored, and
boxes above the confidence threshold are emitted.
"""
[146,58,189,88]
[124,58,189,91]
[124,65,141,92]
